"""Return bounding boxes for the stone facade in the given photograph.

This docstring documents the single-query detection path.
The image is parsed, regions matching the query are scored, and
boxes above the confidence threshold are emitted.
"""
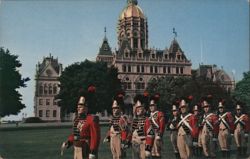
[96,0,192,103]
[34,54,62,121]
[195,64,235,93]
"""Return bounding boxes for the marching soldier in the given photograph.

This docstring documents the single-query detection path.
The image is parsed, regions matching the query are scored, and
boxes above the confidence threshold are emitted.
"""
[62,96,101,159]
[149,97,165,158]
[103,100,130,159]
[199,99,219,158]
[131,99,155,159]
[166,104,180,159]
[233,103,250,157]
[217,101,234,158]
[192,105,202,157]
[177,99,199,159]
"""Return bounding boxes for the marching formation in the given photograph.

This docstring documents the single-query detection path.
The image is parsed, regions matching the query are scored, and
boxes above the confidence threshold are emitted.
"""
[61,93,249,159]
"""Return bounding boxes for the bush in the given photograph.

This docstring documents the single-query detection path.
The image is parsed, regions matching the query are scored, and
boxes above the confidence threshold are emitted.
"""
[24,117,44,123]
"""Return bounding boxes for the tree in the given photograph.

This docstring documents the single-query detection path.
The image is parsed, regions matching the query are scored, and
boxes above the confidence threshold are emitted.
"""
[146,75,232,113]
[0,48,30,117]
[57,60,122,114]
[232,71,250,112]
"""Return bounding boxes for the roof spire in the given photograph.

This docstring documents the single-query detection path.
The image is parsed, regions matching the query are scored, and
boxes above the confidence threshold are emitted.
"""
[127,0,138,5]
[173,27,177,39]
[104,26,107,41]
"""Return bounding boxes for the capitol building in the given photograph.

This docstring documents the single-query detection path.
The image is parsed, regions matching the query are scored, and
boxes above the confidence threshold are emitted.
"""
[96,0,192,104]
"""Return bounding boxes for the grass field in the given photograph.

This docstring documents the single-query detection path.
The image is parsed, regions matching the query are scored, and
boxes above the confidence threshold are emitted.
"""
[0,126,249,159]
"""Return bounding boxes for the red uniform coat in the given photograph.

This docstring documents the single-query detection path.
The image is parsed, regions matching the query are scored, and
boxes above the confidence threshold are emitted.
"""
[200,112,219,136]
[234,113,250,133]
[218,112,235,133]
[177,113,199,138]
[150,111,165,137]
[68,114,101,154]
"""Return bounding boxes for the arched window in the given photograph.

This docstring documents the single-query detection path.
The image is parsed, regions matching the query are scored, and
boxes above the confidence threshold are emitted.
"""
[49,84,53,94]
[44,84,48,94]
[53,85,57,94]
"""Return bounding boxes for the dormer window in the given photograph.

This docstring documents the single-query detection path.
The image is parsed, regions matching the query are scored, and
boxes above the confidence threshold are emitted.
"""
[177,54,181,60]
[125,52,129,58]
[165,54,168,59]
[138,53,142,58]
[151,54,155,59]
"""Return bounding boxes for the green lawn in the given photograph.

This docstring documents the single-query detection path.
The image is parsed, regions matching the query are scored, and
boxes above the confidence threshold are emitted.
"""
[0,126,249,159]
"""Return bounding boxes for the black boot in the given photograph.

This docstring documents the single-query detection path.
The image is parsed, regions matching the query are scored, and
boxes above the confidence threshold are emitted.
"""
[198,147,203,156]
[226,151,230,158]
[237,147,241,157]
[242,147,247,157]
[222,151,226,158]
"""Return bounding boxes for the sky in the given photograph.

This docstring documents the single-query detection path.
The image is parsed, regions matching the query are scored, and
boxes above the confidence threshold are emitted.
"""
[0,0,249,121]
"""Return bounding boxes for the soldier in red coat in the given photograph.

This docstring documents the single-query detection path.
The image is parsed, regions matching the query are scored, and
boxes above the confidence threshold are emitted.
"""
[177,99,198,159]
[103,100,129,159]
[62,96,101,159]
[149,98,165,158]
[131,99,155,159]
[199,100,219,158]
[217,101,234,158]
[233,103,250,157]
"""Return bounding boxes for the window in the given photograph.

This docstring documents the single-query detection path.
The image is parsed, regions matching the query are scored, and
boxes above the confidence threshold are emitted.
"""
[141,66,144,73]
[128,65,131,72]
[53,110,57,117]
[49,85,52,94]
[152,54,155,59]
[168,67,171,74]
[133,38,138,49]
[137,65,140,73]
[39,85,43,95]
[39,99,43,105]
[44,85,48,94]
[123,82,132,90]
[150,66,153,73]
[155,66,158,73]
[163,67,166,74]
[180,67,184,74]
[46,110,50,117]
[125,52,129,58]
[138,53,142,58]
[53,85,57,94]
[122,65,126,72]
[176,67,179,74]
[39,110,43,117]
[136,82,145,90]
[165,54,168,59]
[46,99,50,106]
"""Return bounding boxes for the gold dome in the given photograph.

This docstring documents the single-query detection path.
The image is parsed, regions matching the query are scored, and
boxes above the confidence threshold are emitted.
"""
[119,2,145,20]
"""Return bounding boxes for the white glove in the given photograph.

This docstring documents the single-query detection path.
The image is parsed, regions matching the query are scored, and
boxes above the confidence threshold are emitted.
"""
[169,123,175,129]
[103,138,109,143]
[212,138,218,142]
[145,150,151,157]
[60,142,68,156]
[245,133,249,137]
[193,142,198,147]
[89,154,96,159]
